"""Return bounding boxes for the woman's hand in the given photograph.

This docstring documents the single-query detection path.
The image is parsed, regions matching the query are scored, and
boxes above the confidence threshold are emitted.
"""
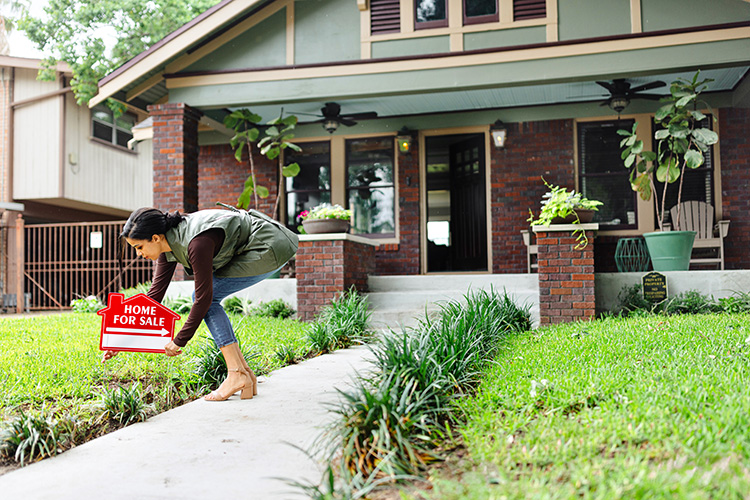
[164,340,182,357]
[101,350,119,363]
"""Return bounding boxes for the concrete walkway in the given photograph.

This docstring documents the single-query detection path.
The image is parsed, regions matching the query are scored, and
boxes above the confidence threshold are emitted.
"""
[0,347,372,500]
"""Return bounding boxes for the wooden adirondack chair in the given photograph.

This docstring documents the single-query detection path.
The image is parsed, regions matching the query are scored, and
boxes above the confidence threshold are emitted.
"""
[669,201,729,269]
[521,230,538,273]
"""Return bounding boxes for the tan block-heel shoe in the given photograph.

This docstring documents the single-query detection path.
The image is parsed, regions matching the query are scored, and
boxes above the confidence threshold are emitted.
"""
[205,368,252,401]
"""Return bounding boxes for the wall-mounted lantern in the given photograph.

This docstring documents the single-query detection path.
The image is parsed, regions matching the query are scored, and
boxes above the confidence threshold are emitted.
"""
[491,120,507,149]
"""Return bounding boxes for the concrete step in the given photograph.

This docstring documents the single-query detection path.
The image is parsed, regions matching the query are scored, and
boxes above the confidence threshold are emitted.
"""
[365,274,540,330]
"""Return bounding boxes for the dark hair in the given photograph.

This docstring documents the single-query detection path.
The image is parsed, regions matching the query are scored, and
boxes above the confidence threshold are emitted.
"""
[119,208,184,273]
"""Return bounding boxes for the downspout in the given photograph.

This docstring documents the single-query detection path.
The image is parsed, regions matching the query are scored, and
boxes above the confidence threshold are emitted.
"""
[59,71,65,198]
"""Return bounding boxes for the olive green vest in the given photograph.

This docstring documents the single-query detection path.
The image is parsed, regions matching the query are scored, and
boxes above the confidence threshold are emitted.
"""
[164,209,298,278]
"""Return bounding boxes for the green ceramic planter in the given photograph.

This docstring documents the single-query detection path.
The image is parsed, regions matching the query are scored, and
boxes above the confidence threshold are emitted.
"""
[643,230,696,271]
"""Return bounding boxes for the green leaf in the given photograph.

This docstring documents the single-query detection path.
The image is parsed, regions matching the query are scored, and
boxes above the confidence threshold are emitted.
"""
[621,147,632,160]
[247,128,260,142]
[655,104,673,121]
[625,135,636,147]
[690,110,706,121]
[281,115,298,126]
[692,128,718,145]
[266,147,280,160]
[668,122,689,139]
[641,151,657,162]
[266,126,280,137]
[244,175,255,189]
[234,142,245,162]
[632,140,643,155]
[684,149,704,169]
[616,129,632,137]
[258,136,273,147]
[286,142,302,152]
[654,129,669,140]
[282,163,300,177]
[675,94,695,108]
[256,185,270,198]
[624,154,635,168]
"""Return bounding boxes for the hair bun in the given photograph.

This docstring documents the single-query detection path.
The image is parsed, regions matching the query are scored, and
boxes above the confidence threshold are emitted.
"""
[164,211,185,230]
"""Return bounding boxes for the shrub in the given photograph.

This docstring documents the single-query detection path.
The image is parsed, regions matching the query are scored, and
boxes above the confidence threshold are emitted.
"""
[94,382,152,427]
[306,321,333,354]
[318,288,531,494]
[274,344,300,364]
[118,282,151,298]
[663,290,722,315]
[190,335,259,389]
[310,288,372,351]
[163,295,193,314]
[0,411,73,466]
[251,299,295,319]
[70,295,104,313]
[614,285,750,317]
[222,296,254,316]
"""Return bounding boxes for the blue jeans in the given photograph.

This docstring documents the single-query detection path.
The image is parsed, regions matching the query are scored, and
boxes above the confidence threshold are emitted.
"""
[194,268,281,348]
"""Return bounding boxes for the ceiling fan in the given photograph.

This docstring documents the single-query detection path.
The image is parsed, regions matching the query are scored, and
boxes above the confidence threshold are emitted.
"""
[296,102,378,133]
[595,79,666,114]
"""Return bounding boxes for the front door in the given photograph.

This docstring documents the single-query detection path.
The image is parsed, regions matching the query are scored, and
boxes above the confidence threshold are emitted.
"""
[426,133,487,272]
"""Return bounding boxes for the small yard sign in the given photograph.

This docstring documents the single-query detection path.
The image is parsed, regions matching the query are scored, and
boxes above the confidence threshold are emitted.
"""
[642,271,667,303]
[97,293,181,353]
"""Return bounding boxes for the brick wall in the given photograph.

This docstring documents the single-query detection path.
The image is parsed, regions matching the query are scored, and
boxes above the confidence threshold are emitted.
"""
[296,237,376,321]
[490,120,575,274]
[198,143,277,216]
[148,103,201,213]
[376,142,420,275]
[536,227,596,325]
[719,107,750,270]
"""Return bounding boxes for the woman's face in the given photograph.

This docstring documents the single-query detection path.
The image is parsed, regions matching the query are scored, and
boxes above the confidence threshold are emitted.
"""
[126,235,165,261]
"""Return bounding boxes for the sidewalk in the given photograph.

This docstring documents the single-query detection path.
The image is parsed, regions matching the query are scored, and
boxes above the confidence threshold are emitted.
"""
[0,346,372,500]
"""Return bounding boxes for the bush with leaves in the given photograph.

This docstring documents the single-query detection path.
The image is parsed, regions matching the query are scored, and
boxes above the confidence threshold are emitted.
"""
[251,299,295,319]
[163,295,193,315]
[70,295,104,313]
[306,288,371,353]
[304,288,531,497]
[0,411,74,466]
[222,296,254,316]
[94,382,152,427]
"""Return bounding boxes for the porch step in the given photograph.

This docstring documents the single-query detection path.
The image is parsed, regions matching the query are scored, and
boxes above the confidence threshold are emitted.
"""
[366,275,540,330]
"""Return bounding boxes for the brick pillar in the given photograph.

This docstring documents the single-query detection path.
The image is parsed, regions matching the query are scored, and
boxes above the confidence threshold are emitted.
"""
[534,224,597,325]
[148,103,202,213]
[296,234,378,321]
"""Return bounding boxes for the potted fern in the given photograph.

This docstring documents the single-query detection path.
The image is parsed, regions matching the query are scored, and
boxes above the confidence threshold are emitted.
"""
[619,71,718,271]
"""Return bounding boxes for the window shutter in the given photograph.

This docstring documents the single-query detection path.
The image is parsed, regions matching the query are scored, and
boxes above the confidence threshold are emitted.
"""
[513,0,546,21]
[371,0,401,35]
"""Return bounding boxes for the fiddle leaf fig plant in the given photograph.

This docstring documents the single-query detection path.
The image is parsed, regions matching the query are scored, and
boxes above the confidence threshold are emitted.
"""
[224,109,301,214]
[527,178,603,249]
[618,71,718,231]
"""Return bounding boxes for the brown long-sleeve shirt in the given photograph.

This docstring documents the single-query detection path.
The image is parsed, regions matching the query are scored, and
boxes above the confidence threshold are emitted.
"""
[147,228,225,347]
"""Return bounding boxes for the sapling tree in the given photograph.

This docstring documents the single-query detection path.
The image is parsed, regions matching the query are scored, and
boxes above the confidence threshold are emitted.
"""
[223,109,301,215]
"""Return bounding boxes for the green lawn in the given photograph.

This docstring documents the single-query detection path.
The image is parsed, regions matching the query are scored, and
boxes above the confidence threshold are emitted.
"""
[0,312,309,419]
[423,314,750,499]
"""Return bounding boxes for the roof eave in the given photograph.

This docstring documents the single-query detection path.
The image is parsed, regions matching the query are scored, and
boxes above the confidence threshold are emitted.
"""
[90,0,264,107]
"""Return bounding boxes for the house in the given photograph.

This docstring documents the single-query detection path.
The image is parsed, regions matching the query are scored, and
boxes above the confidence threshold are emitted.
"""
[0,56,155,310]
[89,0,750,286]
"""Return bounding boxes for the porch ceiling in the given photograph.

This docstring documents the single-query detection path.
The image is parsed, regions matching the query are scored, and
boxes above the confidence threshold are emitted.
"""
[223,67,749,124]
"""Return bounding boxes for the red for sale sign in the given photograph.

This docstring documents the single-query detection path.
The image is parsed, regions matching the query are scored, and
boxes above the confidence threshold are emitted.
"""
[97,293,181,354]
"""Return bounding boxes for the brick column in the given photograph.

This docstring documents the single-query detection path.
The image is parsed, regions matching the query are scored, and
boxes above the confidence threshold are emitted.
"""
[148,103,202,213]
[534,224,597,325]
[296,234,378,321]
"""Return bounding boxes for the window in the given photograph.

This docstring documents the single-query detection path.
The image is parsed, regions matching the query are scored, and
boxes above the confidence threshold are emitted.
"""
[346,137,396,236]
[415,0,448,29]
[653,116,715,226]
[284,141,332,231]
[92,105,135,148]
[578,120,637,229]
[464,0,498,25]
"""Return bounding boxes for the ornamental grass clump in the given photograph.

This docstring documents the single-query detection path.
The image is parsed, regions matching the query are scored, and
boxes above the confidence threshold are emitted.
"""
[307,288,531,497]
[0,411,74,466]
[94,382,152,427]
[306,288,372,353]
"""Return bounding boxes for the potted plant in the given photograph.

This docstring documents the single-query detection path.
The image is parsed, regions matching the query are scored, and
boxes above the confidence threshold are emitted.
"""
[527,178,603,249]
[618,71,718,271]
[299,203,353,234]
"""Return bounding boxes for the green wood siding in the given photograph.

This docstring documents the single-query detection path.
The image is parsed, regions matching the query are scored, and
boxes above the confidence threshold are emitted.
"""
[171,38,750,109]
[294,0,360,64]
[642,0,750,31]
[464,27,545,51]
[558,0,631,41]
[371,36,451,58]
[183,9,287,72]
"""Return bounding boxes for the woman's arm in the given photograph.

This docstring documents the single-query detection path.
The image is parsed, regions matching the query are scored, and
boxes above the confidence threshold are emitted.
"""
[147,254,177,303]
[172,229,224,347]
